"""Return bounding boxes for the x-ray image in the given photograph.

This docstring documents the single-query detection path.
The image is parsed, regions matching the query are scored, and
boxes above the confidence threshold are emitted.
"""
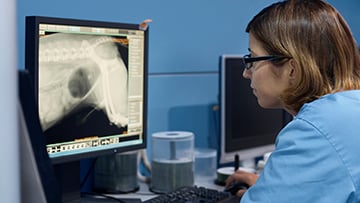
[38,33,129,141]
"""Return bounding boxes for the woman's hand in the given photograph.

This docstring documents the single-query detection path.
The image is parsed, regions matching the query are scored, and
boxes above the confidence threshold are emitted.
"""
[225,170,259,197]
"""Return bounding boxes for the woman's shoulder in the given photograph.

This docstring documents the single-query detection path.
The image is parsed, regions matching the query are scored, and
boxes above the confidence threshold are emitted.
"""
[278,90,360,147]
[296,90,360,120]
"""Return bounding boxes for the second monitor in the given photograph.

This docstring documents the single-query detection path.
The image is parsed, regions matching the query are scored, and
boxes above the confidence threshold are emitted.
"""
[219,54,292,166]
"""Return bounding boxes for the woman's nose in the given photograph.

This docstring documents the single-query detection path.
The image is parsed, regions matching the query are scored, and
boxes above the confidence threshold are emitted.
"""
[243,68,251,79]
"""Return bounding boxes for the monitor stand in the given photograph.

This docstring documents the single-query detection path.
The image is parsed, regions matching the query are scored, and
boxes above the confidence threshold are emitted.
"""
[54,160,142,203]
[54,161,82,203]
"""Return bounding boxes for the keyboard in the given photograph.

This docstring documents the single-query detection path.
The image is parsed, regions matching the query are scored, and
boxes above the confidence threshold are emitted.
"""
[143,185,241,203]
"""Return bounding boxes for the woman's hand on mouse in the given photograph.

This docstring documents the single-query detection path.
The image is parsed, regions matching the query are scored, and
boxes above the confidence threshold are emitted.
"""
[225,170,259,197]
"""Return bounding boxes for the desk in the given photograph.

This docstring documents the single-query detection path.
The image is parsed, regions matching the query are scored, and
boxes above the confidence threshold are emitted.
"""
[82,177,225,202]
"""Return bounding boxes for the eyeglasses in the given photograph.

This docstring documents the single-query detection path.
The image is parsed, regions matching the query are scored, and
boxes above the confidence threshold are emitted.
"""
[241,54,288,70]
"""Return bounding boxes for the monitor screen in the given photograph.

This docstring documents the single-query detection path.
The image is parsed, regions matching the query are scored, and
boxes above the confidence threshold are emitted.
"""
[25,16,148,164]
[219,55,291,165]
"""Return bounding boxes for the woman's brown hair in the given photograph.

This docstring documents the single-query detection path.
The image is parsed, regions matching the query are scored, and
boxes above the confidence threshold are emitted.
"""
[246,0,360,113]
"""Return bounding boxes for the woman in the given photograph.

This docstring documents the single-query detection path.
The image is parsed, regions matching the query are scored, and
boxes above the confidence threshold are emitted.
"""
[225,0,360,202]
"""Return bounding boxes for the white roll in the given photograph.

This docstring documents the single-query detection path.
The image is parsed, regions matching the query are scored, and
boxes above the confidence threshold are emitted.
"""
[151,131,195,193]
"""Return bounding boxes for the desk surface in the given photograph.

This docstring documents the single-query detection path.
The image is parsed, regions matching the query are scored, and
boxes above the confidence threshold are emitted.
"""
[83,177,225,202]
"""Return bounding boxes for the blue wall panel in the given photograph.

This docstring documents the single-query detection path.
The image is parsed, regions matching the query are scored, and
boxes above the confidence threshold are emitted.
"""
[147,73,219,149]
[17,0,360,73]
[17,0,283,73]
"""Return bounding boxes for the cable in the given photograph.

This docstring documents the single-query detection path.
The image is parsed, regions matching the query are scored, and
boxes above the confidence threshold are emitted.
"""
[137,149,151,183]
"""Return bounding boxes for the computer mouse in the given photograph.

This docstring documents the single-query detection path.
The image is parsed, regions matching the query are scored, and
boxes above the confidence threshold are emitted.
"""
[224,182,249,195]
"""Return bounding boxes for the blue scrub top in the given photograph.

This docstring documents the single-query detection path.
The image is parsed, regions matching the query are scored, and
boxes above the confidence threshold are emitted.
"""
[241,90,360,203]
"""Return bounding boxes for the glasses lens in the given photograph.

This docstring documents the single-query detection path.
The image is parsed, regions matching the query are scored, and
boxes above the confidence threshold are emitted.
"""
[246,62,252,69]
[243,55,252,70]
[239,58,247,69]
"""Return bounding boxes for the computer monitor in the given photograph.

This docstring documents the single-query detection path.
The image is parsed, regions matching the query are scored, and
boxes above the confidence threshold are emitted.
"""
[24,16,148,201]
[219,55,291,165]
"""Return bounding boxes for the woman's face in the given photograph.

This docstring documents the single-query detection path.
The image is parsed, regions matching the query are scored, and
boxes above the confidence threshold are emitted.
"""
[243,34,292,109]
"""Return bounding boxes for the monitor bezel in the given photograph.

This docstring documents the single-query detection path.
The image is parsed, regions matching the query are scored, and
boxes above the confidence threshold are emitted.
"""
[25,16,148,164]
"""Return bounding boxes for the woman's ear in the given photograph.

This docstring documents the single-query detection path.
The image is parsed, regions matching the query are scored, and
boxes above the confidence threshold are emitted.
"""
[288,59,297,79]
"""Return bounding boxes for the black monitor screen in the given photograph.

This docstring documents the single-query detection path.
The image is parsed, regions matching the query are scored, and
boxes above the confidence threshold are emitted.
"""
[219,55,290,164]
[25,16,148,164]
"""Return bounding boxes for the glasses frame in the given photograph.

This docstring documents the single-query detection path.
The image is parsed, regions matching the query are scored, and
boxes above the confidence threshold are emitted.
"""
[241,54,288,70]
